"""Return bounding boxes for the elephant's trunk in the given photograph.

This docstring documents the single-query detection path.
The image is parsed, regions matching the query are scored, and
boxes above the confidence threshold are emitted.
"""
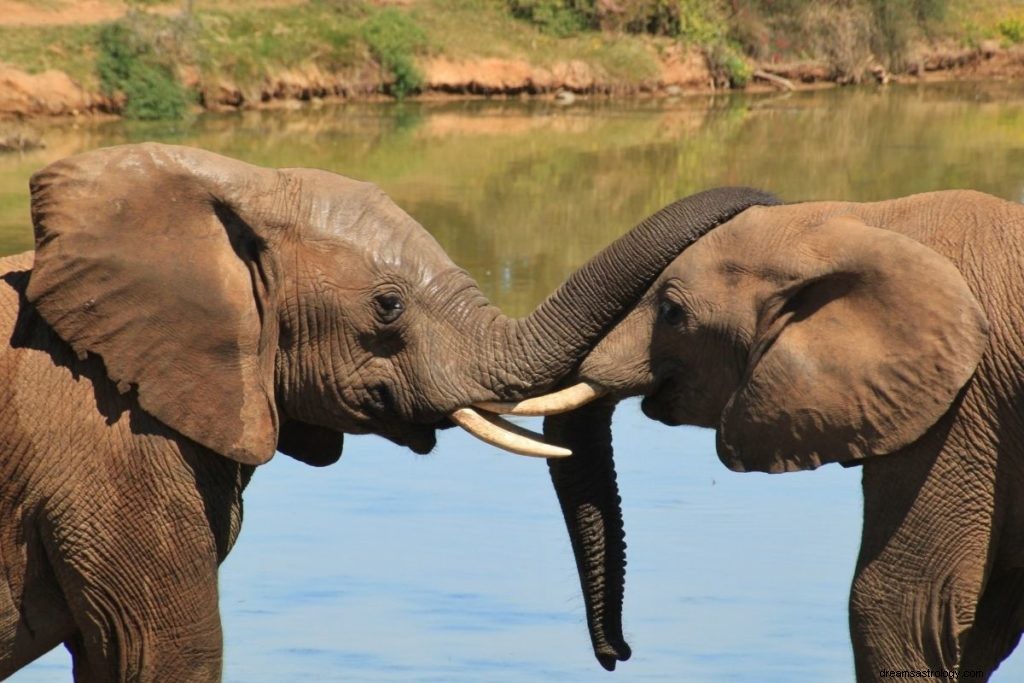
[484,187,778,399]
[545,401,629,670]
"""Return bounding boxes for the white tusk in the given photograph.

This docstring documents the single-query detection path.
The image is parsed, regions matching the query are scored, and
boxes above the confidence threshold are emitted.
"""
[473,381,608,416]
[449,407,571,458]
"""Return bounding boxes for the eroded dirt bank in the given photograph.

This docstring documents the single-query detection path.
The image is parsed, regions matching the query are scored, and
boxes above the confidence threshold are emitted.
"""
[5,42,1024,121]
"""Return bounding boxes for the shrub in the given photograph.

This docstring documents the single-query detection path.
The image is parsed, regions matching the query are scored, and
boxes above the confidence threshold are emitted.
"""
[97,16,190,120]
[998,17,1024,45]
[362,9,428,98]
[508,0,713,38]
[507,0,595,37]
[595,0,679,35]
[707,41,751,88]
[675,0,725,44]
[868,0,947,70]
[802,2,874,82]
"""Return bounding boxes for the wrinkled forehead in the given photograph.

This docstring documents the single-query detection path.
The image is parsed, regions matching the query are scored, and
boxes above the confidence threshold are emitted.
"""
[665,206,813,288]
[285,168,455,284]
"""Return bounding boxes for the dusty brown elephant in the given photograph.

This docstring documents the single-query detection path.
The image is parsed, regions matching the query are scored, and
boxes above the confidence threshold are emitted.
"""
[0,142,775,681]
[481,191,1024,679]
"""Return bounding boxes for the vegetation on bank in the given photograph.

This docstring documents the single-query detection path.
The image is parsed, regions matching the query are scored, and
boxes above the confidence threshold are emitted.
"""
[0,0,1023,120]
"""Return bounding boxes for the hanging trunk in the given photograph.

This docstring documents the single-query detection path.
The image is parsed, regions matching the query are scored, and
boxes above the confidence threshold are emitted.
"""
[485,187,779,398]
[544,400,628,670]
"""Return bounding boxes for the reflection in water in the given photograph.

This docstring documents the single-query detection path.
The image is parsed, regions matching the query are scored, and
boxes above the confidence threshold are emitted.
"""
[6,82,1024,314]
[5,83,1024,681]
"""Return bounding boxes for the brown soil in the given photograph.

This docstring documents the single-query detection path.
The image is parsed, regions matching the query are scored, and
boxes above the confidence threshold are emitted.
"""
[0,0,304,26]
[0,65,114,116]
[0,1,174,26]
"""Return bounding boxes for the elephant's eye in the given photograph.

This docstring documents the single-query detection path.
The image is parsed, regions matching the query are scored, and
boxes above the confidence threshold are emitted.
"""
[657,299,686,326]
[375,293,405,324]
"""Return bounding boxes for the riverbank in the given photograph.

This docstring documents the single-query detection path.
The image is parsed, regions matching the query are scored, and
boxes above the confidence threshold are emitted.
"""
[2,0,1024,120]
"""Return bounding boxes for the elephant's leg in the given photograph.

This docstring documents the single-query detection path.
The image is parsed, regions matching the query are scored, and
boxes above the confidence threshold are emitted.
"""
[849,434,996,681]
[64,630,102,683]
[0,512,78,676]
[959,568,1024,679]
[50,537,224,683]
[49,535,224,682]
[39,466,229,683]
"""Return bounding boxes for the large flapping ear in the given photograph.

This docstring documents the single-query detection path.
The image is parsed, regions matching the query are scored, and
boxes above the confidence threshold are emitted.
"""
[717,214,988,473]
[27,143,290,465]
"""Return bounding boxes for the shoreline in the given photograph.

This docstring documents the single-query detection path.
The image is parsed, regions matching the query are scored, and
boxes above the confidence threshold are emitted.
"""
[1,41,1022,125]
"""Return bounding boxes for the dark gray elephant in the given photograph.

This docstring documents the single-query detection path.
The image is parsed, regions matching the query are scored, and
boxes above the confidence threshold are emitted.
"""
[0,143,775,681]
[481,191,1024,679]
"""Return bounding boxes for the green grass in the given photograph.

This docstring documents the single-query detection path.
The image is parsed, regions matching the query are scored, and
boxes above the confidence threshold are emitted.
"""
[362,8,427,98]
[3,0,1024,121]
[0,24,103,85]
[418,0,659,81]
[97,17,191,120]
[190,3,367,87]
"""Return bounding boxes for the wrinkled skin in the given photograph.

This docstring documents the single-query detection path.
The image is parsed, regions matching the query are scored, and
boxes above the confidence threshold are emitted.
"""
[0,143,775,681]
[547,191,1024,680]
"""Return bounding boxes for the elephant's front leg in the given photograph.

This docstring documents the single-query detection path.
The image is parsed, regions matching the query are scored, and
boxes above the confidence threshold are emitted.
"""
[48,519,224,682]
[849,430,996,681]
[959,568,1024,679]
[50,522,224,682]
[41,464,231,683]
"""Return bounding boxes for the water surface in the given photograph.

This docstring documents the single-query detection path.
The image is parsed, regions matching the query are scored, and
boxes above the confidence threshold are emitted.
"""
[5,82,1024,681]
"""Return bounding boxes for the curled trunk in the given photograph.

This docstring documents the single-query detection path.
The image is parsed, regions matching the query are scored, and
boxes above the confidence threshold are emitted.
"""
[544,400,628,670]
[486,187,779,398]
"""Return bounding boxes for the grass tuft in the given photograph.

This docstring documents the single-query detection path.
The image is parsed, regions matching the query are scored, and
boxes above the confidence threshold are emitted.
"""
[96,14,193,120]
[362,8,428,99]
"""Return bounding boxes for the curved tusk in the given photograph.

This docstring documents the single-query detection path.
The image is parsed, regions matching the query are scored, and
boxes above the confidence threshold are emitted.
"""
[449,407,571,458]
[474,381,608,416]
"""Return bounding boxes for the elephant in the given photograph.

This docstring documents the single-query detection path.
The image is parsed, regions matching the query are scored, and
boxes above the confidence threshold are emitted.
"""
[479,191,1024,679]
[0,142,775,681]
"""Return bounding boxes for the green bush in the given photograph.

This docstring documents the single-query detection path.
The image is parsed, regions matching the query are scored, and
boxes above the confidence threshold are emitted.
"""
[707,42,751,87]
[676,0,723,44]
[507,0,694,37]
[362,9,428,98]
[97,18,190,120]
[867,0,947,69]
[507,0,595,37]
[998,17,1024,44]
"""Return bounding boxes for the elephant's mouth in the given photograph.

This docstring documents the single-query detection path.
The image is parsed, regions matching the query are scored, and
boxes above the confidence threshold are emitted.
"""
[364,383,607,458]
[640,374,684,426]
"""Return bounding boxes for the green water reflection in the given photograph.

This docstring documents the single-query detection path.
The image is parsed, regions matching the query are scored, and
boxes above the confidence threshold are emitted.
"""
[3,82,1024,317]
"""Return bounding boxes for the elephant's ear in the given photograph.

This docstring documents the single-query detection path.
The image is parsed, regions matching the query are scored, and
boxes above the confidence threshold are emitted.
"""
[27,143,289,465]
[717,215,988,473]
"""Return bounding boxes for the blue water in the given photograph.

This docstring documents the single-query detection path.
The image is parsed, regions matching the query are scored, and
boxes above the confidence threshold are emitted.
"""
[17,407,1024,681]
[19,402,874,682]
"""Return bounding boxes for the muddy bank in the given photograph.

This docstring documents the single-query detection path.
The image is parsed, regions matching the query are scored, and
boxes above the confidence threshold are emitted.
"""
[1,42,1022,120]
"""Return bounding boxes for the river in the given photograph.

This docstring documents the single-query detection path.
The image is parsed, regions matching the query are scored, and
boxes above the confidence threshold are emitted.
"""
[4,82,1024,681]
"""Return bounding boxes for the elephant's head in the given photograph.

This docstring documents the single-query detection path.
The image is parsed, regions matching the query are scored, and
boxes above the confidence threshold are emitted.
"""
[25,143,777,469]
[519,202,990,669]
